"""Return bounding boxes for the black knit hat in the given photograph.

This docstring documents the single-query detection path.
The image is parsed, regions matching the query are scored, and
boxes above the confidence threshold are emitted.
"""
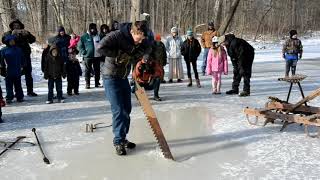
[289,30,297,38]
[208,21,214,27]
[89,23,97,30]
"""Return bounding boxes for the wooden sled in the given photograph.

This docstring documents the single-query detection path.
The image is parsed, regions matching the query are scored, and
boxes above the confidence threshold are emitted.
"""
[244,82,320,138]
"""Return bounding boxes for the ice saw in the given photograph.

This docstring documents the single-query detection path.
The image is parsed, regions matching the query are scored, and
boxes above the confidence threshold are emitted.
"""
[134,82,174,160]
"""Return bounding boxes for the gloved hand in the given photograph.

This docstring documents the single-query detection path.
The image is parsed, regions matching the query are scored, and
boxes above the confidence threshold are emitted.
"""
[282,54,286,59]
[0,98,6,107]
[12,29,22,35]
[143,54,149,63]
[299,54,302,59]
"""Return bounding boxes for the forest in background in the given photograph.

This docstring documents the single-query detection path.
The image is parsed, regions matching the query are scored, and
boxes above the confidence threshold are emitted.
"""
[0,0,320,42]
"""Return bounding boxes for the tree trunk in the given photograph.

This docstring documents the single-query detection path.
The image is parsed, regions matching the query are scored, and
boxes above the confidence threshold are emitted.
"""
[0,0,16,32]
[218,0,241,35]
[131,0,141,22]
[38,0,48,42]
[214,0,223,30]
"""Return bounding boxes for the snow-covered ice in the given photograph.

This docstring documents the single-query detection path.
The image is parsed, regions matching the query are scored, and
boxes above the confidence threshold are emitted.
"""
[0,37,320,180]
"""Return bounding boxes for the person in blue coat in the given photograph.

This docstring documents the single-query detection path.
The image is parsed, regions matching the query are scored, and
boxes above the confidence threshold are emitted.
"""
[1,19,37,96]
[0,35,25,103]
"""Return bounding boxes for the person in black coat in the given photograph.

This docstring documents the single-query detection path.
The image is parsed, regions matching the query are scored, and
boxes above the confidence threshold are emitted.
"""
[1,19,37,96]
[181,29,202,87]
[223,34,254,97]
[41,45,66,104]
[100,24,110,39]
[66,49,82,95]
[47,26,71,63]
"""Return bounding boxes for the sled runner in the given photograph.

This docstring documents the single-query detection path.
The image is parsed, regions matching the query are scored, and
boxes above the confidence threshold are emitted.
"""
[244,75,320,137]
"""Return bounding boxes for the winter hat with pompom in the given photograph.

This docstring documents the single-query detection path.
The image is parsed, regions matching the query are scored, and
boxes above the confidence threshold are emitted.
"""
[155,34,161,41]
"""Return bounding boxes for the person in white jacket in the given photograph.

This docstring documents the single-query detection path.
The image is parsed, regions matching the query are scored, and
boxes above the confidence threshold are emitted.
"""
[165,27,184,83]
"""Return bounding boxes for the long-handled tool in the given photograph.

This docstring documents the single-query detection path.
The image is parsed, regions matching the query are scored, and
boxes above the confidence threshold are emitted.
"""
[0,136,26,157]
[32,128,50,164]
[134,82,174,160]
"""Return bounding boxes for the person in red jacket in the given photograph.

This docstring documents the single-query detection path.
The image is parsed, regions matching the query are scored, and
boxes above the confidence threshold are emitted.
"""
[68,33,80,50]
[132,59,163,101]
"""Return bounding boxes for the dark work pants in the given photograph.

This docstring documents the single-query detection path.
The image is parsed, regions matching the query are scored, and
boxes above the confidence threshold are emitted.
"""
[5,76,24,101]
[84,57,101,86]
[48,78,63,101]
[24,55,34,94]
[285,60,298,76]
[185,59,199,80]
[134,77,161,98]
[67,76,80,94]
[231,55,254,93]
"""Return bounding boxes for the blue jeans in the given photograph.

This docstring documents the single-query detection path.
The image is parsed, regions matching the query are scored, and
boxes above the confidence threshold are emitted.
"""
[5,76,24,101]
[48,78,63,101]
[103,78,132,145]
[201,48,210,74]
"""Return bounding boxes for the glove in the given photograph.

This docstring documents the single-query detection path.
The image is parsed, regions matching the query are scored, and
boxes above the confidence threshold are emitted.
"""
[21,68,25,75]
[21,30,29,36]
[0,99,6,107]
[143,54,149,63]
[299,54,302,59]
[282,54,286,59]
[11,29,21,35]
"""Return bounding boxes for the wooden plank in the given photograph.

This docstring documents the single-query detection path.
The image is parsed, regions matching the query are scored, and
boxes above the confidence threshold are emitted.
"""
[266,102,320,114]
[289,88,320,111]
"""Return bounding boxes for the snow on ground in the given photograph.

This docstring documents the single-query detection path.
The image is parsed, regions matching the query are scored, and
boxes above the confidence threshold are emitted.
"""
[0,37,320,180]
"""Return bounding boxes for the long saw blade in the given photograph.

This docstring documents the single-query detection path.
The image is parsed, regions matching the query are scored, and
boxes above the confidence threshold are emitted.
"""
[134,82,174,160]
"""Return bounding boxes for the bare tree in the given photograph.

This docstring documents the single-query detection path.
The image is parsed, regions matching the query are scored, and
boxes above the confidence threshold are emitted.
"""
[218,0,241,35]
[0,0,16,32]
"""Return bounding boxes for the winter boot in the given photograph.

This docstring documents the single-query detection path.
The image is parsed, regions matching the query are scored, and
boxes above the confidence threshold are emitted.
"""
[196,79,201,88]
[177,79,183,83]
[114,144,127,155]
[27,92,38,97]
[154,96,162,101]
[187,78,192,87]
[85,84,90,89]
[226,89,239,95]
[46,100,53,104]
[239,91,250,97]
[57,99,65,103]
[95,82,102,88]
[168,79,173,83]
[124,140,136,149]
